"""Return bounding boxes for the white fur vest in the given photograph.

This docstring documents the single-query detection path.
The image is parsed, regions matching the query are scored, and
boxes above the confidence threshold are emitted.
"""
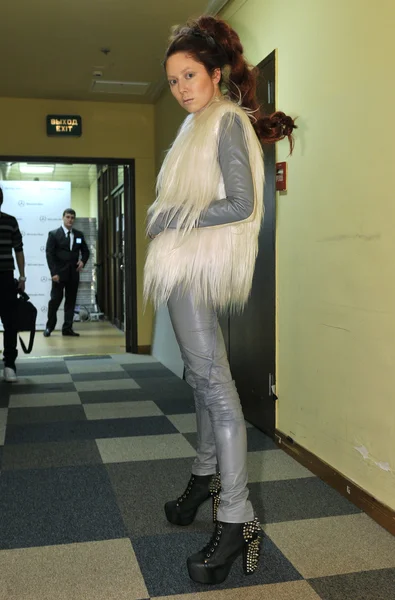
[144,97,264,312]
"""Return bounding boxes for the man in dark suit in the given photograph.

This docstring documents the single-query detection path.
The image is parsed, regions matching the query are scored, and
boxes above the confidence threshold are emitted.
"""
[44,208,90,337]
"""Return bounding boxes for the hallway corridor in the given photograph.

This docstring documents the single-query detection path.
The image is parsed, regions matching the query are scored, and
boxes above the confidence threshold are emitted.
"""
[0,354,394,600]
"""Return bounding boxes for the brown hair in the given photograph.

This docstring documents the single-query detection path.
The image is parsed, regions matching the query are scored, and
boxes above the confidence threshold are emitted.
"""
[165,15,296,152]
[63,208,76,217]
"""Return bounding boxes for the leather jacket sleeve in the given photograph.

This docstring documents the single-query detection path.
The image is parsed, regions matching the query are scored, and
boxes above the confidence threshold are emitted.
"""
[148,115,255,236]
[45,230,58,276]
[79,233,90,266]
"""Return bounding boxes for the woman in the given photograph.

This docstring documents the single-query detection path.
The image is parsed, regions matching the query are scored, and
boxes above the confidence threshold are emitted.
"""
[144,15,296,585]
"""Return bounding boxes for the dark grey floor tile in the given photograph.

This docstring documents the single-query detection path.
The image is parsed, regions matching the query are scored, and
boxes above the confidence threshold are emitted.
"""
[16,362,69,376]
[246,427,278,451]
[184,427,277,453]
[121,364,175,378]
[308,568,395,600]
[107,458,214,537]
[7,405,87,425]
[154,396,196,415]
[120,362,169,372]
[71,371,133,382]
[183,432,199,451]
[133,376,194,402]
[9,382,76,395]
[249,477,362,525]
[79,389,154,404]
[0,383,11,407]
[0,465,127,549]
[2,440,103,470]
[65,355,112,361]
[5,416,178,444]
[132,532,302,596]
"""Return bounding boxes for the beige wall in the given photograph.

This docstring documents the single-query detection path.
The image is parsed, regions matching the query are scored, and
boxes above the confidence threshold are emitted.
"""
[0,97,155,347]
[154,87,185,170]
[219,0,395,510]
[71,187,90,217]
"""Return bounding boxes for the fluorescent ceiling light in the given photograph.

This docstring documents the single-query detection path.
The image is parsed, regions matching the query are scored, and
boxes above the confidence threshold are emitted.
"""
[19,163,54,174]
[91,80,150,95]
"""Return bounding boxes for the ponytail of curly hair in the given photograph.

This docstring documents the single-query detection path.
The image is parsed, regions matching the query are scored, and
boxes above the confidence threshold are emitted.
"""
[165,15,297,152]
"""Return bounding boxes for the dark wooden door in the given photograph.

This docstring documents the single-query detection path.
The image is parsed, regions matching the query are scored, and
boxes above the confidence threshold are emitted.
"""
[96,163,137,353]
[113,189,124,330]
[221,52,277,437]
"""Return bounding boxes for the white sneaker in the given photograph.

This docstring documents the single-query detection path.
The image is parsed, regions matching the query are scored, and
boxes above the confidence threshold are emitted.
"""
[4,367,18,383]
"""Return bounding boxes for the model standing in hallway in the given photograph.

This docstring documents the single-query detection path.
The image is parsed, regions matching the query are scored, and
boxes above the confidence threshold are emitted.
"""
[144,15,296,585]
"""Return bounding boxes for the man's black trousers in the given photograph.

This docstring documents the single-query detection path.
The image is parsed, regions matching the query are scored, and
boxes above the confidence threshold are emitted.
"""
[0,271,18,368]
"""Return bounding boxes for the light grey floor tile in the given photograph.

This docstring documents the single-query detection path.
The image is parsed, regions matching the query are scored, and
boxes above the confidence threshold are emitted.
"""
[97,433,196,463]
[9,392,81,408]
[66,362,125,374]
[84,401,163,420]
[75,379,140,392]
[167,413,197,433]
[16,357,65,364]
[0,408,7,445]
[0,538,148,600]
[265,513,395,578]
[110,353,159,364]
[13,374,73,386]
[153,581,322,600]
[247,450,315,483]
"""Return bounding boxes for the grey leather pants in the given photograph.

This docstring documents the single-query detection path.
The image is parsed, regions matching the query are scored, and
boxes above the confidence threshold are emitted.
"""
[168,286,254,523]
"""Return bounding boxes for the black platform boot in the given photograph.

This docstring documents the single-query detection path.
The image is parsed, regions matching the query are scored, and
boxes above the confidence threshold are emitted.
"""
[187,517,263,584]
[165,473,221,526]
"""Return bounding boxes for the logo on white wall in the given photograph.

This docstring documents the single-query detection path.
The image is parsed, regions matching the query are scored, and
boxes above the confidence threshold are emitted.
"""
[0,180,71,332]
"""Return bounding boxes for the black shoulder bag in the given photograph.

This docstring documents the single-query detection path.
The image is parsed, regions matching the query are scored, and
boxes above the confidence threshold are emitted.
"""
[16,288,38,354]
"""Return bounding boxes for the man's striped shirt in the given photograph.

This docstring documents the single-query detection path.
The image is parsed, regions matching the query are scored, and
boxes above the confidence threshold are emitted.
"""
[0,211,23,272]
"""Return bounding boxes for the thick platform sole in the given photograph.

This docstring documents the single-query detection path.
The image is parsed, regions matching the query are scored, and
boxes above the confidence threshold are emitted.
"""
[164,501,204,526]
[187,555,236,584]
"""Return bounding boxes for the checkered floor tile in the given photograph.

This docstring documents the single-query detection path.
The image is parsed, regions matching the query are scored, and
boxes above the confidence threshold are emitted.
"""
[0,355,394,600]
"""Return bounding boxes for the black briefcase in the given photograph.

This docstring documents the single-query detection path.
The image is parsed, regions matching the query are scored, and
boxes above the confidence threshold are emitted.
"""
[16,289,38,354]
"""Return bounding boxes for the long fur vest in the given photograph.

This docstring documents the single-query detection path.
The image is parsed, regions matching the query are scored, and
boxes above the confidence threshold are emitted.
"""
[144,96,264,312]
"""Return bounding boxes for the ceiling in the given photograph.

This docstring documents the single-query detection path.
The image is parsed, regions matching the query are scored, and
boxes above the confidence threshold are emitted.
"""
[4,163,96,187]
[0,0,229,104]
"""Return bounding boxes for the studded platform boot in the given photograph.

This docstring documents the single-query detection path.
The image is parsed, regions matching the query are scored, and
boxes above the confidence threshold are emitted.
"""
[187,517,263,585]
[165,473,221,526]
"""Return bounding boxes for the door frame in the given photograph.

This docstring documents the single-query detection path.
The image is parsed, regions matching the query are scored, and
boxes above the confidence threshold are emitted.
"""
[256,49,277,435]
[0,154,138,353]
[219,50,277,438]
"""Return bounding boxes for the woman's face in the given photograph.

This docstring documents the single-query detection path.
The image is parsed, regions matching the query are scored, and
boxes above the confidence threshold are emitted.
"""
[166,52,221,113]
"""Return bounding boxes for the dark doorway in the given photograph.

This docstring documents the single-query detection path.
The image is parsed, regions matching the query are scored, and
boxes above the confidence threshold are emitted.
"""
[220,51,277,437]
[97,162,137,353]
[0,155,138,354]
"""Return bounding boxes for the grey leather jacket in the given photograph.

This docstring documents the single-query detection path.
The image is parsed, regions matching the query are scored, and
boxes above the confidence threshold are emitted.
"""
[148,115,255,237]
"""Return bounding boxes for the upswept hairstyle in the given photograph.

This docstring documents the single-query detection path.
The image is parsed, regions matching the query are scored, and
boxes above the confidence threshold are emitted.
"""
[165,15,297,152]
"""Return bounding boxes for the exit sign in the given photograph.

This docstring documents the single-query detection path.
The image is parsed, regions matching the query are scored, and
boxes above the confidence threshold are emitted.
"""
[46,115,82,137]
